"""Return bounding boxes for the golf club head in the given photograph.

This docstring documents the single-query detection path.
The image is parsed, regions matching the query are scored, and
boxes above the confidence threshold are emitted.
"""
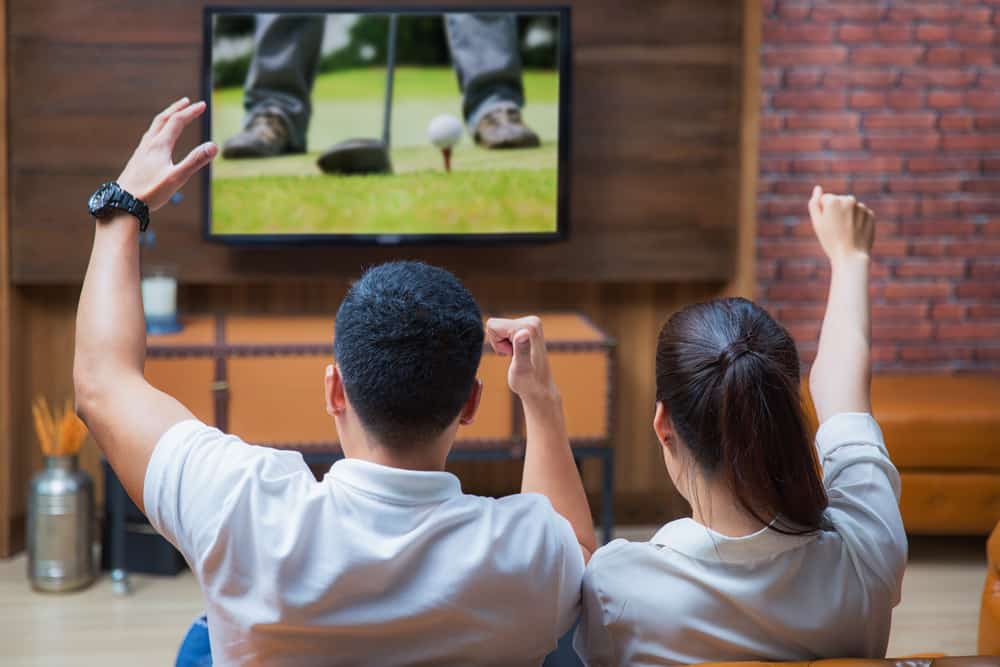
[316,138,392,175]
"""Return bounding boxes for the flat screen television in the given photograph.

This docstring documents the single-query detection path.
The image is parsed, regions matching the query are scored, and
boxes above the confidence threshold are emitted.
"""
[203,6,570,244]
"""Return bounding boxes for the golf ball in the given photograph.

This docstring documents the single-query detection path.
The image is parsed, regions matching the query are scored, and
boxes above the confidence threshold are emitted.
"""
[427,114,463,149]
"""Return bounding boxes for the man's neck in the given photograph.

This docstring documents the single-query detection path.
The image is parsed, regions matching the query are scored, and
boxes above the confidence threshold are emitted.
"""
[341,432,450,472]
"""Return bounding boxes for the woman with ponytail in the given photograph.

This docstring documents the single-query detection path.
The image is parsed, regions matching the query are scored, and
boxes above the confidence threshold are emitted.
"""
[574,188,907,665]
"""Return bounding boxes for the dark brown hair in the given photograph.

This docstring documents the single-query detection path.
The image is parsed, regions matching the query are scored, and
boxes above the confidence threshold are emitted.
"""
[655,297,827,534]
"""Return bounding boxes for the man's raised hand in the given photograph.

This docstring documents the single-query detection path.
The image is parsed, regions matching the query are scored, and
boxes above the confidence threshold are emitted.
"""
[117,98,218,212]
[485,316,559,405]
[807,185,876,265]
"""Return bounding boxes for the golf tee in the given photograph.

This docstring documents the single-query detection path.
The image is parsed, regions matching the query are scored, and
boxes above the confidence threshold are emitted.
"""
[442,147,452,173]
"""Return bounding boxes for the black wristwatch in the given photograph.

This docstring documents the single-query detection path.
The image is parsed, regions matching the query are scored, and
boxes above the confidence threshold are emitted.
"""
[88,181,150,231]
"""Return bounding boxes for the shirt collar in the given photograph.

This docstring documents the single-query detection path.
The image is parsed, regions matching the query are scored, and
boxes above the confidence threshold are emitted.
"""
[328,458,462,505]
[650,517,817,563]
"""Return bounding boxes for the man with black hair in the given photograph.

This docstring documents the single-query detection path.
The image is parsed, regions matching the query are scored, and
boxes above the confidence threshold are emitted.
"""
[75,98,594,666]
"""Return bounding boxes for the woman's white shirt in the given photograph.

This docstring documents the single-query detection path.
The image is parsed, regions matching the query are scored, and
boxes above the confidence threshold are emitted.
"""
[574,413,907,666]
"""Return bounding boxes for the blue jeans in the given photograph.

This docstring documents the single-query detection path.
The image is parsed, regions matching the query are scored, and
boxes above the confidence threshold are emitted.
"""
[175,615,212,667]
[175,616,581,666]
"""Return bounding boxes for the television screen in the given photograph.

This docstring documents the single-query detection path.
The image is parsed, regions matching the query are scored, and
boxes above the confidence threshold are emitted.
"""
[203,7,570,243]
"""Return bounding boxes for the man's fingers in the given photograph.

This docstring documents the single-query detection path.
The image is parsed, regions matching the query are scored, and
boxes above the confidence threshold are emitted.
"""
[171,142,218,188]
[149,97,191,135]
[808,185,823,219]
[486,318,516,356]
[512,329,532,367]
[160,100,207,146]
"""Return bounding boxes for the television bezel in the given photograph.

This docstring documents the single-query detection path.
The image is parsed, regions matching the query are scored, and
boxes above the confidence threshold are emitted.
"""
[201,5,571,246]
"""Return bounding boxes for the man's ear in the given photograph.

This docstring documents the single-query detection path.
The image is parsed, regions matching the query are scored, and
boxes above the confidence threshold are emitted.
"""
[325,364,348,417]
[653,401,675,451]
[458,379,483,426]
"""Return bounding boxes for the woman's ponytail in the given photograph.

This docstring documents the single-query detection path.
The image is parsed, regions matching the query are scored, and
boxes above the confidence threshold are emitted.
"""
[657,297,827,534]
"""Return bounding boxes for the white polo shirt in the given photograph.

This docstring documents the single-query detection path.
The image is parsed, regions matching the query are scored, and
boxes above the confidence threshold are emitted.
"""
[574,413,907,666]
[144,420,585,667]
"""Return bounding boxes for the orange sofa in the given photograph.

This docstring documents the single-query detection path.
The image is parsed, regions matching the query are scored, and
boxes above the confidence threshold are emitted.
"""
[980,521,1000,654]
[805,375,1000,536]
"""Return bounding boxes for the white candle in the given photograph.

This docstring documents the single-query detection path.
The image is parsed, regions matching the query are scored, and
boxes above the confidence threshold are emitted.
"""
[141,275,177,319]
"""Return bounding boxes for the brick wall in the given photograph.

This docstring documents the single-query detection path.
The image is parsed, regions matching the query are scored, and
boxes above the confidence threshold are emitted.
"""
[758,0,1000,371]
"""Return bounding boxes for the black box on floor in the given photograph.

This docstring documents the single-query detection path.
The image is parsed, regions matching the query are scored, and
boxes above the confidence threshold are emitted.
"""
[101,460,186,576]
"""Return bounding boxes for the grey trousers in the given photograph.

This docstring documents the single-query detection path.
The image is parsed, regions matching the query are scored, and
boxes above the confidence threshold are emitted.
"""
[242,13,524,151]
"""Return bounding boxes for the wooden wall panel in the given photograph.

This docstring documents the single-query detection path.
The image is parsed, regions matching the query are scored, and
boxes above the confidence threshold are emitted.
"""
[8,0,743,284]
[1,0,760,553]
[0,0,10,556]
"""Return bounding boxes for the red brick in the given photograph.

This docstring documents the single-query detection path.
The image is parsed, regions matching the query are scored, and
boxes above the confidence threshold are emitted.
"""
[873,323,935,342]
[958,198,1000,214]
[962,7,994,25]
[957,283,1000,299]
[875,240,910,257]
[906,156,981,173]
[837,24,876,42]
[851,178,885,194]
[888,177,961,194]
[886,90,926,109]
[849,90,887,109]
[766,284,829,302]
[760,158,792,173]
[812,3,886,21]
[899,345,975,362]
[776,304,825,322]
[901,69,979,88]
[757,260,779,282]
[970,261,1000,280]
[877,24,913,43]
[961,49,997,66]
[924,47,964,66]
[974,115,1000,130]
[974,348,1000,363]
[938,323,1000,341]
[764,24,836,43]
[895,260,967,278]
[909,240,950,257]
[903,220,979,236]
[868,134,942,152]
[969,304,1000,318]
[823,68,900,88]
[967,91,1000,109]
[883,283,953,300]
[760,67,782,88]
[953,26,997,46]
[772,177,850,196]
[963,179,1000,193]
[760,133,828,153]
[759,241,826,259]
[865,113,937,131]
[867,197,920,217]
[827,135,865,151]
[763,47,849,67]
[766,198,811,216]
[786,322,821,345]
[775,1,811,20]
[928,91,964,109]
[985,221,1000,237]
[916,24,953,42]
[758,222,788,237]
[888,4,960,22]
[920,198,960,216]
[829,156,905,174]
[942,134,1000,150]
[873,304,931,321]
[939,114,974,131]
[772,90,847,110]
[760,115,785,131]
[851,47,925,66]
[930,304,966,320]
[785,68,823,88]
[785,112,860,131]
[946,240,1000,256]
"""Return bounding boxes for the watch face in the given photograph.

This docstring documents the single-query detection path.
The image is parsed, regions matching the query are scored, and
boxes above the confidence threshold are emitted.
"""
[89,183,114,214]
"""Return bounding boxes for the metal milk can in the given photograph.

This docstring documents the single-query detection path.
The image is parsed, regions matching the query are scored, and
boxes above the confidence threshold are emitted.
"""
[27,455,95,592]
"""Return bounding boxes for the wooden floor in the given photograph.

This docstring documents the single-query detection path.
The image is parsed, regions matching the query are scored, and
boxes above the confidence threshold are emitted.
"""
[0,534,988,665]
